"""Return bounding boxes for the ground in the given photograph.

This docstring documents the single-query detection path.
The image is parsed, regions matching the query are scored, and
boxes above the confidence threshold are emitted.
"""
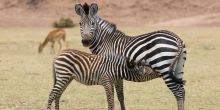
[0,27,220,110]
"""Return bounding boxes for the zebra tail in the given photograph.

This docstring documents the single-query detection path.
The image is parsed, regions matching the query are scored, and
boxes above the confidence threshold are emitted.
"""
[168,57,185,85]
[168,42,186,85]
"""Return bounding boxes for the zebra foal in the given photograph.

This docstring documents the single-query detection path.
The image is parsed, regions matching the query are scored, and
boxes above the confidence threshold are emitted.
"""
[47,49,157,110]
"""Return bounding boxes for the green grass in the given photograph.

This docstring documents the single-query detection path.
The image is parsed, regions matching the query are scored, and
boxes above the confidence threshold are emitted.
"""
[0,26,220,110]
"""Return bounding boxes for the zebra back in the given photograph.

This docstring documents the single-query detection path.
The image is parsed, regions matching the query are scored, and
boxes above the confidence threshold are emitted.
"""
[53,49,145,85]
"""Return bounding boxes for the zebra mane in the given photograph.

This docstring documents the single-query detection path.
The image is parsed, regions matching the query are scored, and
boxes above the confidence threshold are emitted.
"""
[96,16,130,37]
[96,17,117,33]
[82,3,90,15]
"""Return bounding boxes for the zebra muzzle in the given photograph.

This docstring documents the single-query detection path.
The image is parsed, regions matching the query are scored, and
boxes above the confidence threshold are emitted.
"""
[82,39,92,47]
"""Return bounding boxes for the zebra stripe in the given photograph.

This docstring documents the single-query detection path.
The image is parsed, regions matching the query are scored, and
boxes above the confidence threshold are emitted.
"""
[75,3,186,110]
[47,49,158,110]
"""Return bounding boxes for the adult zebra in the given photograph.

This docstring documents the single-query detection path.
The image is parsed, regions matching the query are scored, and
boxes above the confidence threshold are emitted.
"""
[47,49,157,110]
[75,3,187,110]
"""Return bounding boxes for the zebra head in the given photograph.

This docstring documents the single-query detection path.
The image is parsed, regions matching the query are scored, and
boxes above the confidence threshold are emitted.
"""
[75,3,99,47]
[126,59,145,75]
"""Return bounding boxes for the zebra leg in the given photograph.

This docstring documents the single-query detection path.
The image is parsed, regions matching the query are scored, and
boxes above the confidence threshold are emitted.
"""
[47,76,73,110]
[54,78,74,110]
[47,89,56,110]
[55,96,60,110]
[47,84,63,110]
[175,84,185,110]
[103,81,115,110]
[162,73,185,110]
[171,50,186,110]
[115,80,125,110]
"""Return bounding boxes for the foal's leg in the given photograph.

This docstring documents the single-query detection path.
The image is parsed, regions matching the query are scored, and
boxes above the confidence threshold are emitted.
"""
[115,80,125,110]
[54,78,73,110]
[47,83,63,110]
[103,80,115,110]
[47,88,56,110]
[47,71,74,110]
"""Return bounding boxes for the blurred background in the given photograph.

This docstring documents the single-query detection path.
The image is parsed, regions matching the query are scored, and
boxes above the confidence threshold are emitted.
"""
[1,0,220,27]
[0,0,220,110]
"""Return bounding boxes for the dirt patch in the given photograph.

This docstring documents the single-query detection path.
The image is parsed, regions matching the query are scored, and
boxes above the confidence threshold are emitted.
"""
[0,0,220,27]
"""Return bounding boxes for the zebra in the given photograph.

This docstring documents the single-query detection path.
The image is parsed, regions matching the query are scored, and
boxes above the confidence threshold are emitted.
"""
[75,3,187,110]
[47,49,158,110]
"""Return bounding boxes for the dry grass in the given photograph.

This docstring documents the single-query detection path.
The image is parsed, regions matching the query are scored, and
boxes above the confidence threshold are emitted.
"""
[0,27,220,110]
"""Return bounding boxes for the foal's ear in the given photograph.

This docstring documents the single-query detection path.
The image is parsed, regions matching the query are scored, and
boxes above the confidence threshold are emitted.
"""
[75,4,84,16]
[89,3,98,16]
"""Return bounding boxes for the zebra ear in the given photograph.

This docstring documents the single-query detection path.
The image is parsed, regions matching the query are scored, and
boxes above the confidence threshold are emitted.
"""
[89,3,98,16]
[75,4,84,16]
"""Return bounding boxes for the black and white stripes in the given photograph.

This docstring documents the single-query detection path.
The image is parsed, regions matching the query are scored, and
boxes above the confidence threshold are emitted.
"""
[75,3,187,110]
[47,49,157,110]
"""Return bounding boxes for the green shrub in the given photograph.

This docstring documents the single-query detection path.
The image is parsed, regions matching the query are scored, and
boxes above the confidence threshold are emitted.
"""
[53,18,75,28]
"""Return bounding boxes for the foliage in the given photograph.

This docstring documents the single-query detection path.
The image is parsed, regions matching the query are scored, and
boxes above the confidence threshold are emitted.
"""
[53,18,75,28]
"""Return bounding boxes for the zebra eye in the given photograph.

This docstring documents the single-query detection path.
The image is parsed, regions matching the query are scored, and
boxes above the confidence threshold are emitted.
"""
[91,22,95,26]
[79,22,84,26]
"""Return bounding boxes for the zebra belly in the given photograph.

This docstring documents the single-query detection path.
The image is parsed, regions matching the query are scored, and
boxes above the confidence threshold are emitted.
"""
[133,51,177,75]
[74,72,102,85]
[125,35,179,74]
[74,78,100,86]
[124,77,147,82]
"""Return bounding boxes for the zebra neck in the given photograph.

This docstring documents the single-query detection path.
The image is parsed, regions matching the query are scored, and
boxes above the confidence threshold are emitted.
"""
[90,31,130,55]
[90,17,132,55]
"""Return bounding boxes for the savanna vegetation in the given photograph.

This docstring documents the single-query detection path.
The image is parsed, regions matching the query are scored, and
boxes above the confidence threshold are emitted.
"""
[0,27,219,110]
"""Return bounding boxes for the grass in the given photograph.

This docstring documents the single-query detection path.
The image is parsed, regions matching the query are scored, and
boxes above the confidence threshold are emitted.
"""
[0,26,220,110]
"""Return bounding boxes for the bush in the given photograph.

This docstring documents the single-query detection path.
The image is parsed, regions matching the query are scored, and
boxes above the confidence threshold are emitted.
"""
[53,18,75,28]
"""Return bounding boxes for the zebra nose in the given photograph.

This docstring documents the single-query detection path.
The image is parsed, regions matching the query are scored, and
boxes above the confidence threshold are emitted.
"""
[82,34,91,39]
[82,39,92,47]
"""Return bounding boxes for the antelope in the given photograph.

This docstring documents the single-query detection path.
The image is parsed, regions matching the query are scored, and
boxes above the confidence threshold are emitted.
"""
[38,28,66,54]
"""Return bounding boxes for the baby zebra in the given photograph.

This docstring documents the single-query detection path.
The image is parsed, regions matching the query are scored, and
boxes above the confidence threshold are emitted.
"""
[47,49,157,110]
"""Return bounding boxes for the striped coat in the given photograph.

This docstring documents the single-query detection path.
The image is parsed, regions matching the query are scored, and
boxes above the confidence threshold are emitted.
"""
[75,3,187,110]
[47,49,157,110]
